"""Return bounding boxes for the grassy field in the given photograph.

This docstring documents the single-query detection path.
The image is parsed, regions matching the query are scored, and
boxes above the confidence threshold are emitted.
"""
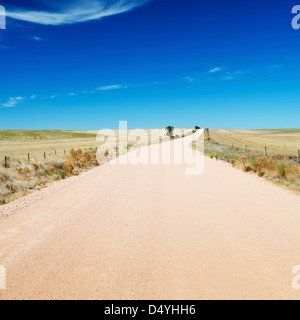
[0,129,189,160]
[210,129,300,156]
[201,129,300,194]
[0,129,192,204]
[0,130,97,141]
[0,130,98,160]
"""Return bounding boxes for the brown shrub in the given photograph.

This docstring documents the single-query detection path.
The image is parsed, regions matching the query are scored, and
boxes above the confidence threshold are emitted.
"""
[84,152,91,161]
[48,167,55,173]
[0,172,10,183]
[70,148,83,161]
[23,167,30,175]
[256,160,265,177]
[240,156,247,172]
[33,163,39,171]
[73,169,80,175]
[273,154,285,161]
[63,158,75,173]
[79,160,86,168]
[258,156,276,171]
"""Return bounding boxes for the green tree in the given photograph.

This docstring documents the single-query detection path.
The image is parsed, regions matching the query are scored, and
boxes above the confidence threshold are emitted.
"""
[165,126,175,137]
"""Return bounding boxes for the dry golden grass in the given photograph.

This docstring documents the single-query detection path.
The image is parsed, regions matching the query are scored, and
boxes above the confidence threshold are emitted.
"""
[210,129,300,156]
[0,129,190,160]
[0,149,99,205]
[203,141,300,194]
[0,129,193,205]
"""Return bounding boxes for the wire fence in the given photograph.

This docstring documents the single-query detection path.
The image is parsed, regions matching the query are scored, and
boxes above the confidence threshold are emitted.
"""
[2,146,100,169]
[206,140,300,163]
[205,129,300,161]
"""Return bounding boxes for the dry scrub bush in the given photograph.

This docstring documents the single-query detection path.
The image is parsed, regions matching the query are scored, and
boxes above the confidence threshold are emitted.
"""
[63,158,75,173]
[240,156,247,172]
[256,160,265,177]
[1,149,100,205]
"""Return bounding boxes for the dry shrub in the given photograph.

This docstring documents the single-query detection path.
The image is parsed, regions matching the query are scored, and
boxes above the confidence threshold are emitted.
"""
[46,160,64,170]
[256,160,265,177]
[0,172,9,183]
[23,167,30,175]
[231,159,236,166]
[79,160,86,168]
[39,180,47,187]
[48,167,55,173]
[240,156,247,172]
[84,152,91,161]
[70,148,83,161]
[258,156,276,171]
[64,157,75,173]
[278,163,296,182]
[17,167,30,175]
[1,148,100,206]
[273,154,285,161]
[73,169,80,175]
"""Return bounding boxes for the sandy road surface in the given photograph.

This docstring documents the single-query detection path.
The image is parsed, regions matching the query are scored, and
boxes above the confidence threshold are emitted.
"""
[1,132,300,300]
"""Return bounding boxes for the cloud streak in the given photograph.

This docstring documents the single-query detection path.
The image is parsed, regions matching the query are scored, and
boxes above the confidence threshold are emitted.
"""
[97,84,127,91]
[6,0,150,26]
[1,96,25,108]
[0,82,128,108]
[185,65,284,83]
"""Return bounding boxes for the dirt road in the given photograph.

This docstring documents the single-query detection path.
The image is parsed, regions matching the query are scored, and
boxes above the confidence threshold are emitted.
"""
[1,133,300,300]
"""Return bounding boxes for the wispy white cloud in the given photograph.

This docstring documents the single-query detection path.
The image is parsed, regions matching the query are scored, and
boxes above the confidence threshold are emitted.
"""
[185,65,284,83]
[97,84,127,91]
[0,94,57,108]
[1,96,25,108]
[184,77,195,83]
[32,36,43,41]
[209,67,222,73]
[0,82,129,108]
[6,0,150,26]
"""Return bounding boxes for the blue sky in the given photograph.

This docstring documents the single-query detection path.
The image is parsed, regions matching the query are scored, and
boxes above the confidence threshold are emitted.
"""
[0,0,299,130]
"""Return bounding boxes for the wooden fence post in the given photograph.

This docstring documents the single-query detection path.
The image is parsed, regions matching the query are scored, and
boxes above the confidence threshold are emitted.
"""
[265,146,268,156]
[44,152,46,159]
[28,153,30,164]
[4,156,7,168]
[298,149,300,163]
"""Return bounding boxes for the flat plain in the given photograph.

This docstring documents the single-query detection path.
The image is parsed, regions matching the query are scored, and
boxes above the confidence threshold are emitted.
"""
[210,129,300,156]
[0,129,189,160]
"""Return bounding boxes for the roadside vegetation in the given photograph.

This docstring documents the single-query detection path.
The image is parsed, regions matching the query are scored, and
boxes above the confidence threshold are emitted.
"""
[193,131,300,194]
[1,128,197,205]
[0,148,100,205]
